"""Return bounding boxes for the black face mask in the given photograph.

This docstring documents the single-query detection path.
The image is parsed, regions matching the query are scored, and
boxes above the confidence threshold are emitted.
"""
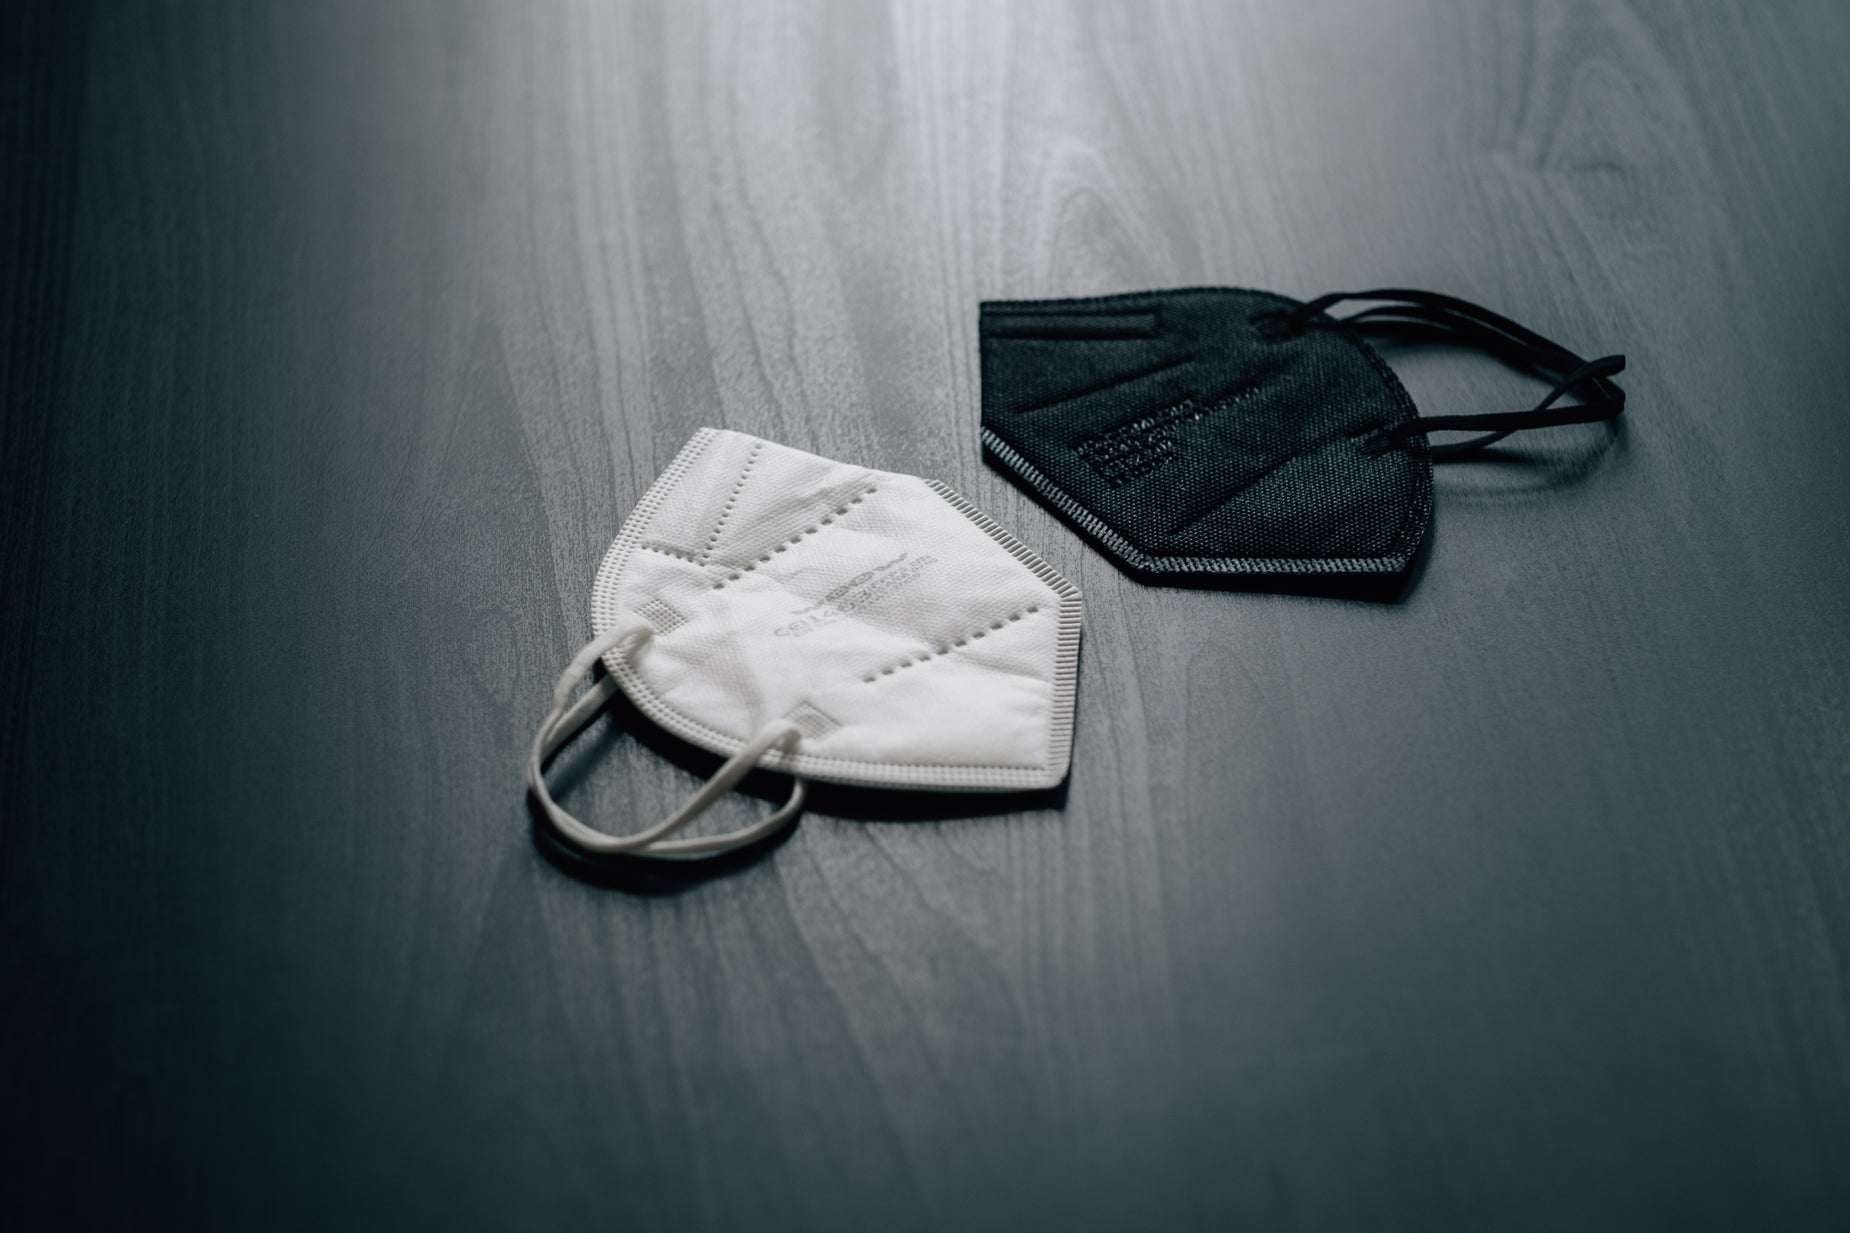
[978,287,1624,586]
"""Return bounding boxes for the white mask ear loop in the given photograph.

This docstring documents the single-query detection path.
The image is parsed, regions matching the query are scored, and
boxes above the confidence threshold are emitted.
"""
[526,625,808,860]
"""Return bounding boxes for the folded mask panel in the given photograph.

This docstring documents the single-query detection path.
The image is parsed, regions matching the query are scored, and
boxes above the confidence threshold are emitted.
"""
[980,286,1625,583]
[527,429,1083,860]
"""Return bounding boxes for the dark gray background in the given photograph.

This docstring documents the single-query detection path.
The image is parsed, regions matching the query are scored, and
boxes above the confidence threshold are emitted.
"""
[4,1,1848,1229]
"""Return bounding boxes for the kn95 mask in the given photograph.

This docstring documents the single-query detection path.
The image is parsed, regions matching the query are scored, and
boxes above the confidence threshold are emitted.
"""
[979,286,1625,583]
[527,429,1082,860]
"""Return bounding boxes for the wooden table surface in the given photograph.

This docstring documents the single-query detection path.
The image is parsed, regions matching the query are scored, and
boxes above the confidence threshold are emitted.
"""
[5,2,1848,1228]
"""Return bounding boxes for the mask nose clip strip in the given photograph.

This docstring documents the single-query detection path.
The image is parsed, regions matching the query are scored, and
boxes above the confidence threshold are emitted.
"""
[526,624,808,860]
[1262,288,1626,458]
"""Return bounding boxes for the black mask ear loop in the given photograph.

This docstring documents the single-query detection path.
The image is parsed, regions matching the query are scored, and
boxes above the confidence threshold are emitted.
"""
[1264,288,1626,458]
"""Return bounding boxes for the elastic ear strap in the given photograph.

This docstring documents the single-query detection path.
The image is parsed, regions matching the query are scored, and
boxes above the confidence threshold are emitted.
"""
[526,629,808,860]
[1367,352,1626,457]
[1281,289,1625,457]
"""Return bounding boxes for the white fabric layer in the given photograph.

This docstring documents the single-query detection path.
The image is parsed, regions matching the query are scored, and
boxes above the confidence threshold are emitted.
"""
[525,625,810,859]
[590,428,1082,791]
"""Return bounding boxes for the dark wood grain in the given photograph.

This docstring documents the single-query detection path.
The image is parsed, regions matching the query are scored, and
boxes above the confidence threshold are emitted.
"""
[4,1,1849,1228]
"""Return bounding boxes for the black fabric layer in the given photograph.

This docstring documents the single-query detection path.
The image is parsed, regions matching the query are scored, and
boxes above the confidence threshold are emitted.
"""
[979,287,1432,577]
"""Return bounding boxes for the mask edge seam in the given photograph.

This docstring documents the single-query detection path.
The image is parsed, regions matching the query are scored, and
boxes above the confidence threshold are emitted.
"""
[923,478,1082,784]
[981,428,1414,575]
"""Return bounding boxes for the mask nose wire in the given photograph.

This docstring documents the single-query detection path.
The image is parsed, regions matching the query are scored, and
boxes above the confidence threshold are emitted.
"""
[526,624,808,860]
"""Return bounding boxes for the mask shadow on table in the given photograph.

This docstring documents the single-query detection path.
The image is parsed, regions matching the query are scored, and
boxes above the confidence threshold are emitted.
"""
[531,672,1068,895]
[1375,336,1630,505]
[1427,416,1628,503]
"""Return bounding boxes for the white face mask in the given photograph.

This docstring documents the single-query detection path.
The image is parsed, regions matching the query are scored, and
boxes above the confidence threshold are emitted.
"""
[527,428,1083,860]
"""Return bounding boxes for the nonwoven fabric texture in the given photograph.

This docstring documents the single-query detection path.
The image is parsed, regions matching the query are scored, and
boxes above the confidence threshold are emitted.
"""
[590,428,1083,791]
[979,287,1433,577]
